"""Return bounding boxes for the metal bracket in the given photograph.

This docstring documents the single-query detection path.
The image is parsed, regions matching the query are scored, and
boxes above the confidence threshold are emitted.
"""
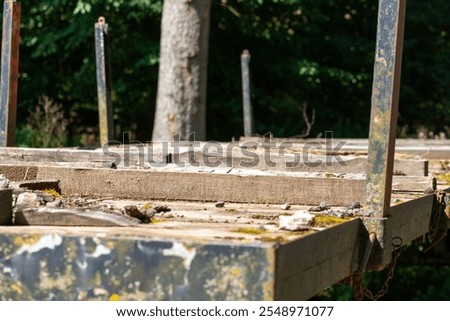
[361,217,392,270]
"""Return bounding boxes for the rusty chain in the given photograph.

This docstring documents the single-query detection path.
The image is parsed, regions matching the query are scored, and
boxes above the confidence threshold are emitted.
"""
[426,190,446,244]
[353,190,448,300]
[352,237,403,301]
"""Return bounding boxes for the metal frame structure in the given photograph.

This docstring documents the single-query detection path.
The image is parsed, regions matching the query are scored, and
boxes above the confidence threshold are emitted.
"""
[0,0,448,300]
[0,0,20,147]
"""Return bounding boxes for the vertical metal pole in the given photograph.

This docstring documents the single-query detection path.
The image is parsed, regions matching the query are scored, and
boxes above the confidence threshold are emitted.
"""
[241,50,253,137]
[95,16,114,146]
[365,0,406,217]
[0,0,20,147]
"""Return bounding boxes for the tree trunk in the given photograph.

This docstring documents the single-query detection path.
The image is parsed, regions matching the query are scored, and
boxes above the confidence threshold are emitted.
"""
[152,0,211,142]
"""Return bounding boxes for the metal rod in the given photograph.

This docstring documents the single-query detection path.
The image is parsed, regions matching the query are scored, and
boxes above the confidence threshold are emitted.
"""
[241,50,253,137]
[359,233,377,273]
[0,0,21,147]
[365,0,406,217]
[95,16,114,146]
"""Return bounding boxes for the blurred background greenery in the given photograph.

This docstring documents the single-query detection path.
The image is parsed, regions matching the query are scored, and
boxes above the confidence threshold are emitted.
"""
[9,0,450,146]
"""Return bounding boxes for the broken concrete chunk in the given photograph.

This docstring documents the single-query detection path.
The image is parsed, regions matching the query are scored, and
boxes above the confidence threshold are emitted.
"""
[122,205,154,223]
[279,210,315,231]
[46,199,63,208]
[16,192,41,208]
[15,207,140,226]
[0,175,10,189]
[215,201,225,208]
[347,201,361,210]
[309,201,331,212]
[325,209,352,219]
[280,203,291,210]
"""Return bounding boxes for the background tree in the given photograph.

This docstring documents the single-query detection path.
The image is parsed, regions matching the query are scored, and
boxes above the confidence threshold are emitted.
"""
[152,0,211,141]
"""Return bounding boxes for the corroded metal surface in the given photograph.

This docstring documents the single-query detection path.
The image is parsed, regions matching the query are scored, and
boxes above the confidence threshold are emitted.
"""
[365,0,406,217]
[0,0,21,147]
[241,50,253,137]
[0,233,274,300]
[362,217,392,270]
[95,17,114,146]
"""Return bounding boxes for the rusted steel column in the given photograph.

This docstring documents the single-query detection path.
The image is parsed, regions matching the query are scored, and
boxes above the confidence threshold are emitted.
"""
[95,16,114,146]
[241,50,253,137]
[0,0,21,147]
[365,0,406,217]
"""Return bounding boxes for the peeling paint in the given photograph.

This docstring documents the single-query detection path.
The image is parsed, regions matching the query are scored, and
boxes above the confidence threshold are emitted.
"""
[0,233,274,300]
[162,242,196,270]
[16,234,63,255]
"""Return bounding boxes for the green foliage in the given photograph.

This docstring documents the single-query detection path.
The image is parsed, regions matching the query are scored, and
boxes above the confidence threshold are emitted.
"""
[16,0,162,144]
[315,264,450,301]
[23,96,68,147]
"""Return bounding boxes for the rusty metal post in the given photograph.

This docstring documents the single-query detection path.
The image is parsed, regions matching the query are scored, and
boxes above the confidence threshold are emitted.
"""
[241,50,253,137]
[365,0,406,218]
[95,16,114,146]
[0,0,20,147]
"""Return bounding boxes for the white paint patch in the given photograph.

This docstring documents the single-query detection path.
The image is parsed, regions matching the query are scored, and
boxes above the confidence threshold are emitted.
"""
[162,242,196,270]
[16,235,63,255]
[90,244,111,258]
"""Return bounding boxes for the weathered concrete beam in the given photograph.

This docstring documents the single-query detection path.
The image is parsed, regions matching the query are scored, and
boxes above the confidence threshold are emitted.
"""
[0,192,439,300]
[0,164,436,207]
[0,228,275,300]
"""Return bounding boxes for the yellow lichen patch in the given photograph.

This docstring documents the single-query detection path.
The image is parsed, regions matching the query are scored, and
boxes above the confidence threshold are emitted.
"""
[233,227,264,235]
[13,235,41,246]
[141,202,153,210]
[150,219,163,224]
[251,213,279,221]
[109,293,120,301]
[11,283,23,295]
[257,235,287,243]
[314,215,350,227]
[436,173,450,185]
[44,189,61,199]
[286,230,315,237]
[231,267,241,277]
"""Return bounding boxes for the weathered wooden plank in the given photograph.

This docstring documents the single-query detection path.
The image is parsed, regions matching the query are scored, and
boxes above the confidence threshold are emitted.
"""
[35,166,365,206]
[0,188,12,224]
[0,164,435,206]
[240,137,450,160]
[275,219,362,300]
[389,194,435,244]
[0,147,111,162]
[0,147,429,176]
[391,176,436,193]
[14,208,139,227]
